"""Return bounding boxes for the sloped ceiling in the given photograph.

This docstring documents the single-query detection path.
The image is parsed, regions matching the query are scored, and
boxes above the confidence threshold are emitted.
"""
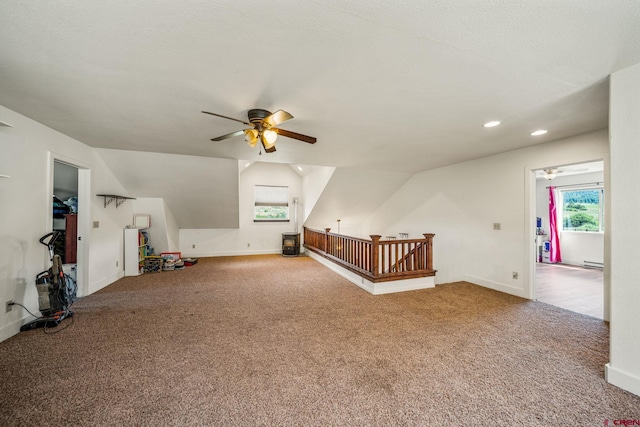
[96,149,239,229]
[1,1,639,176]
[304,168,413,238]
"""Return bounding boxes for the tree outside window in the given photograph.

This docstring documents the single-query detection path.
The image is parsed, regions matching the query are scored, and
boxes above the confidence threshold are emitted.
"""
[560,188,604,232]
[254,185,289,222]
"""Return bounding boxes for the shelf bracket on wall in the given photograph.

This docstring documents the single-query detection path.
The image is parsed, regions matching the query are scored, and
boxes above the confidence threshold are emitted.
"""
[97,194,136,208]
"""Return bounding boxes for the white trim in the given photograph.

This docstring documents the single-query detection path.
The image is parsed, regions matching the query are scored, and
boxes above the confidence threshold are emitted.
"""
[47,152,92,298]
[525,154,610,320]
[557,186,604,233]
[524,166,537,300]
[464,274,528,299]
[605,363,640,397]
[90,271,124,294]
[183,249,283,258]
[307,251,435,295]
[0,317,24,343]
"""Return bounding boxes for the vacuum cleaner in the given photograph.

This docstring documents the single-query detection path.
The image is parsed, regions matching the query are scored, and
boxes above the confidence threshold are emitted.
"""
[20,231,77,331]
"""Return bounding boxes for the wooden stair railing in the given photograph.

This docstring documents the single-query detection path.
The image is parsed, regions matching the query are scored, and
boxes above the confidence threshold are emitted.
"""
[303,227,436,283]
[387,234,435,273]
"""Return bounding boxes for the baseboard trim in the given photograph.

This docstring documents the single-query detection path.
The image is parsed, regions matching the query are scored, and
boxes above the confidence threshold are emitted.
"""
[90,271,124,294]
[0,316,25,343]
[181,249,282,258]
[464,274,527,298]
[307,251,434,295]
[1,270,127,344]
[605,363,640,397]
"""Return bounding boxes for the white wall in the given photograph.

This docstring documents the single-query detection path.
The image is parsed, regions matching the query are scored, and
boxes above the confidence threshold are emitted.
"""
[89,152,134,294]
[0,106,132,342]
[164,199,180,252]
[132,198,180,254]
[535,171,604,266]
[606,62,640,396]
[362,129,608,295]
[96,149,240,229]
[180,162,302,257]
[301,165,335,222]
[304,167,412,238]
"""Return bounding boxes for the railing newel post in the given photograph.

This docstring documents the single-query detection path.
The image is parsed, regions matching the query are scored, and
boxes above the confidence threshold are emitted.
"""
[423,233,435,271]
[324,228,331,254]
[370,235,381,277]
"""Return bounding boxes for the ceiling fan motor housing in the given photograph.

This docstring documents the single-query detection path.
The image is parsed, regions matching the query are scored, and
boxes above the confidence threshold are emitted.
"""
[248,109,272,125]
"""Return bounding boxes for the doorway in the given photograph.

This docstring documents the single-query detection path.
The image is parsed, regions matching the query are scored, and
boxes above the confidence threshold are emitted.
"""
[48,153,90,298]
[532,160,605,319]
[53,161,78,266]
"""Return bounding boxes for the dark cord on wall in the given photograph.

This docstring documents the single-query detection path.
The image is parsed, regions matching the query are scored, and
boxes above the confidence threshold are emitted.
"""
[10,302,40,319]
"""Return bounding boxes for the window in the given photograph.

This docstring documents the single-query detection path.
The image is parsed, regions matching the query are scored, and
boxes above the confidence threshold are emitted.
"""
[560,187,604,232]
[254,185,289,222]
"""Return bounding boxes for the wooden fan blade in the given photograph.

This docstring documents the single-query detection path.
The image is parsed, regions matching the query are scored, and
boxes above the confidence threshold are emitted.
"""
[263,110,293,127]
[211,129,245,141]
[274,128,317,144]
[202,111,252,126]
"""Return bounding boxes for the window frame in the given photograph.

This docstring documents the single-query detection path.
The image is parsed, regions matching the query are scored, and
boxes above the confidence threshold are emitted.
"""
[253,185,290,222]
[558,186,604,233]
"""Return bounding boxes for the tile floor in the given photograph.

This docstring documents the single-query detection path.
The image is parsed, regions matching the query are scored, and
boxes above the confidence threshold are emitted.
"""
[535,262,604,319]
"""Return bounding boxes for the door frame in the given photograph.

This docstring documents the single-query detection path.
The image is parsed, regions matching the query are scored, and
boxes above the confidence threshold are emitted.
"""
[524,154,610,321]
[47,152,91,298]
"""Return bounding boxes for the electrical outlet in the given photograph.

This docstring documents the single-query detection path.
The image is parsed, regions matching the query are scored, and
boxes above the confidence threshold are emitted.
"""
[5,300,14,313]
[192,244,196,249]
[247,243,250,247]
[116,260,119,267]
[93,221,100,228]
[512,272,519,279]
[493,223,501,230]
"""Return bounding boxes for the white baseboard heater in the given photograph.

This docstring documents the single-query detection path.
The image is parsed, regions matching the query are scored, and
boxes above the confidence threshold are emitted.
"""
[584,260,604,269]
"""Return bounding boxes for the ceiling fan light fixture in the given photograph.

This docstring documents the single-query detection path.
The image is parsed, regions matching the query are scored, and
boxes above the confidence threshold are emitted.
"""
[244,129,258,147]
[203,108,316,153]
[543,168,557,180]
[261,129,277,148]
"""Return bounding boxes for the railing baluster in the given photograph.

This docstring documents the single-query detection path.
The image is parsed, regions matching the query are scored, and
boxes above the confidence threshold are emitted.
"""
[302,227,434,281]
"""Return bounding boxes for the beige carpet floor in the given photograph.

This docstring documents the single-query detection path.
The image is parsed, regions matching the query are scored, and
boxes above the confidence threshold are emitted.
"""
[1,254,638,426]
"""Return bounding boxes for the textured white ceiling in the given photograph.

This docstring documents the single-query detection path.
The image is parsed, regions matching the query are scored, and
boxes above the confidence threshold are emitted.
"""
[1,1,639,174]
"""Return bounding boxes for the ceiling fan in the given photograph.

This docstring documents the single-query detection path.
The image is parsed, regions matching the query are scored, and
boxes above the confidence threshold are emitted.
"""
[541,166,590,180]
[202,109,317,153]
[542,168,561,180]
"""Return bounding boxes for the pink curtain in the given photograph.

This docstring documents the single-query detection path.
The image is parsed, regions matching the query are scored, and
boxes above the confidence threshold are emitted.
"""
[548,186,562,263]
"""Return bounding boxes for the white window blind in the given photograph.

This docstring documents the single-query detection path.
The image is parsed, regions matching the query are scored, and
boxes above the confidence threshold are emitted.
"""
[254,185,289,221]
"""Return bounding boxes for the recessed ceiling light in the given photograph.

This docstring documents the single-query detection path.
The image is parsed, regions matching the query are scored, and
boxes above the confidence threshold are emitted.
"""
[297,166,303,171]
[483,121,501,128]
[531,129,548,136]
